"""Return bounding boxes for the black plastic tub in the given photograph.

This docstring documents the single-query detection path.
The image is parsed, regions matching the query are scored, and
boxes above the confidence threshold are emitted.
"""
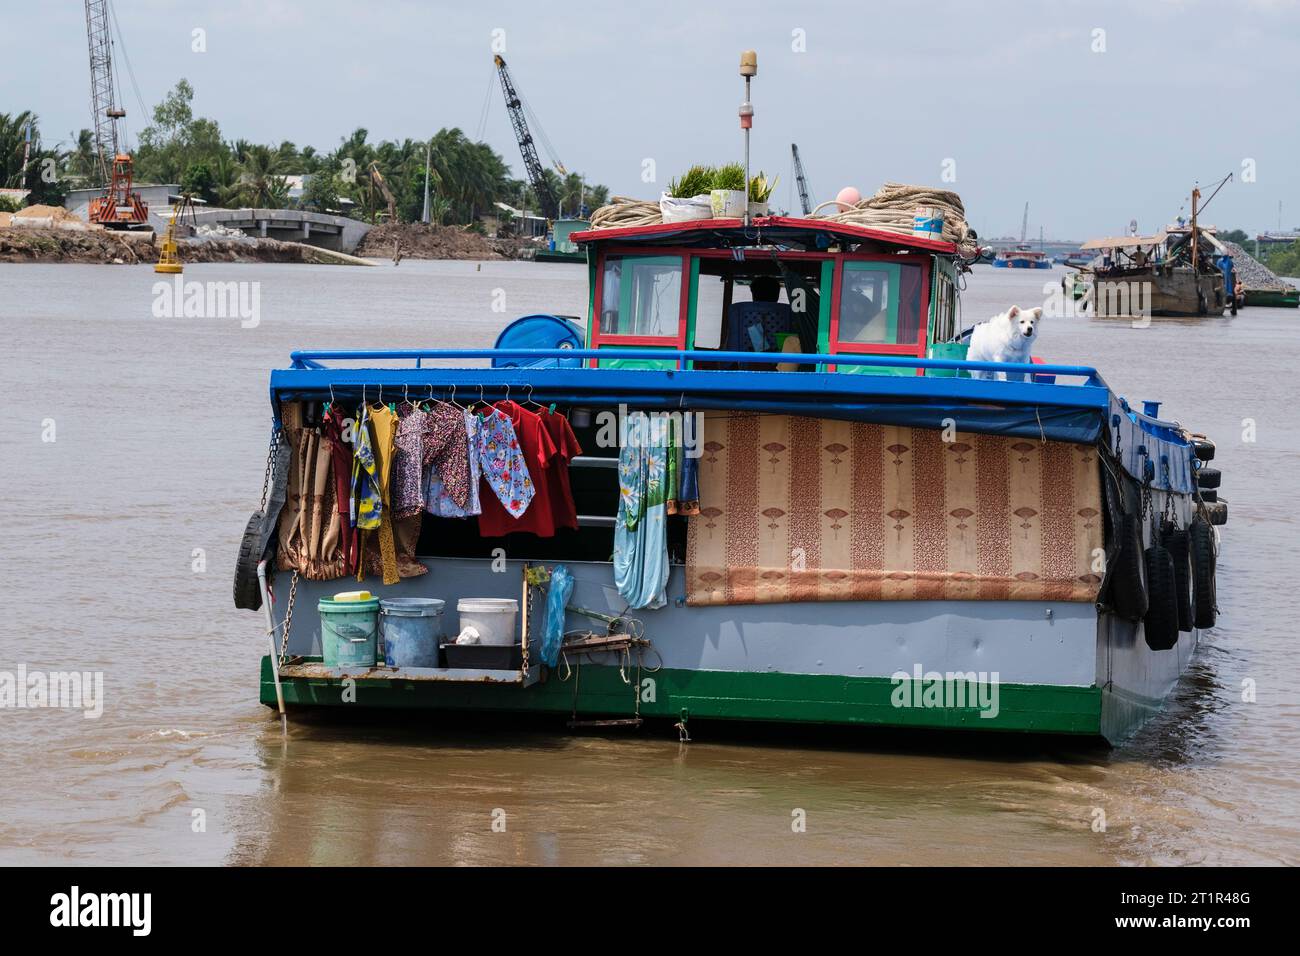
[440,643,523,671]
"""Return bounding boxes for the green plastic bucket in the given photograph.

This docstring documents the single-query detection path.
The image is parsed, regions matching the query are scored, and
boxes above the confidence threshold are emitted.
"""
[319,597,380,668]
[926,341,969,378]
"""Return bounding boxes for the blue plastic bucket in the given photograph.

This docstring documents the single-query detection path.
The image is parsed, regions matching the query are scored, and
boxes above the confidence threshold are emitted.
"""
[380,598,446,668]
[319,597,379,668]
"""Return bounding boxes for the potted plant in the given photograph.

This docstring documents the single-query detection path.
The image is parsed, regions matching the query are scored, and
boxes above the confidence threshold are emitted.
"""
[661,165,716,222]
[709,163,747,218]
[748,171,778,217]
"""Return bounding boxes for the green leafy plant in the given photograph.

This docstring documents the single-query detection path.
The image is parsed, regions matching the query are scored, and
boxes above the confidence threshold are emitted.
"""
[712,162,746,191]
[668,165,715,198]
[749,171,778,203]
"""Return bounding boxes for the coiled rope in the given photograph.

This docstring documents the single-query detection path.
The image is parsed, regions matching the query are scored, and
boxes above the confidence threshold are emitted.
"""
[589,183,979,258]
[589,196,662,230]
[820,183,979,258]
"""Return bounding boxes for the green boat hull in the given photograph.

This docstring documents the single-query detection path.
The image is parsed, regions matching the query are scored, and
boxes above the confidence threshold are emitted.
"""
[260,656,1104,736]
[1243,289,1299,308]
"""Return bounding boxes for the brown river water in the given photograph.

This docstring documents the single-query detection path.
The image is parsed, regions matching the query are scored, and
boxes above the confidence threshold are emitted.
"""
[1,259,1297,866]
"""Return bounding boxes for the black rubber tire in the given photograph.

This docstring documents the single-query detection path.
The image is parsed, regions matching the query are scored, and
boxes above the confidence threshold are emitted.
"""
[1160,520,1193,632]
[1109,511,1148,621]
[1193,439,1215,462]
[1190,516,1217,628]
[1200,489,1218,502]
[1206,500,1228,526]
[1143,544,1180,650]
[1197,467,1221,489]
[234,510,268,611]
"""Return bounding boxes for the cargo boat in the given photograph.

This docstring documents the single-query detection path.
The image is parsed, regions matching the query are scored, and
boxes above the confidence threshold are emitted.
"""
[992,245,1052,269]
[242,213,1227,745]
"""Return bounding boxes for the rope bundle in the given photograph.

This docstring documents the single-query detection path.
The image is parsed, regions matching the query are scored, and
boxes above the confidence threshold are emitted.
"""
[588,183,979,259]
[589,196,662,230]
[822,183,978,257]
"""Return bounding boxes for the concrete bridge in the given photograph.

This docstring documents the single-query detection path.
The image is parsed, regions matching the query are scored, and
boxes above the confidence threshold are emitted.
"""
[187,208,371,252]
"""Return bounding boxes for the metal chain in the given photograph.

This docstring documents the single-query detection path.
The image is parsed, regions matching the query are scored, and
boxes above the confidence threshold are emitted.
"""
[259,426,282,512]
[277,570,299,669]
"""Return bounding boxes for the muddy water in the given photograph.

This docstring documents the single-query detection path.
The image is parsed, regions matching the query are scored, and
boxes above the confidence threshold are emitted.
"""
[0,259,1296,866]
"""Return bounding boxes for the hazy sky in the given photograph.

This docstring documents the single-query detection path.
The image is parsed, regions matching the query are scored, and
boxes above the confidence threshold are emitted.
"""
[5,0,1297,238]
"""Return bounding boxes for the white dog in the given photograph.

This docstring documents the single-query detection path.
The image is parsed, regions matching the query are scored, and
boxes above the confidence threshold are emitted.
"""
[966,305,1043,381]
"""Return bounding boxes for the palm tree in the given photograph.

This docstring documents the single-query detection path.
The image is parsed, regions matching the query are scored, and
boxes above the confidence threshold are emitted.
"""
[0,111,38,188]
[63,129,97,183]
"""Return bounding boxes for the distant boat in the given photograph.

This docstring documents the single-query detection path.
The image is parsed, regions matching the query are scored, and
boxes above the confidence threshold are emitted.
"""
[992,245,1052,269]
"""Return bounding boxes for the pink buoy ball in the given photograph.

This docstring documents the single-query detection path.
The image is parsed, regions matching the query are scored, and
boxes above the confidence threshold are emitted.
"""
[836,186,861,210]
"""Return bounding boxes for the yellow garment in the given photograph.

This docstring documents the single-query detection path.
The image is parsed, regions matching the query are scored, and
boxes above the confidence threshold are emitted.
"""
[358,403,400,586]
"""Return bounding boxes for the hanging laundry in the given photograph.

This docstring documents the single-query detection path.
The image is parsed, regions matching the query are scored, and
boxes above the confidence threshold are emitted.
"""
[351,402,381,531]
[277,401,347,580]
[426,409,483,518]
[323,404,358,574]
[474,404,539,533]
[421,402,470,509]
[478,400,558,537]
[665,418,682,515]
[613,415,669,609]
[390,404,428,519]
[356,402,400,586]
[392,513,428,578]
[539,408,583,532]
[678,411,701,516]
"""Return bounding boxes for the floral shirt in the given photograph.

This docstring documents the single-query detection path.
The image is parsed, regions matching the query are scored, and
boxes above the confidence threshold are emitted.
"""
[421,403,470,508]
[426,410,483,518]
[477,407,532,518]
[351,403,382,530]
[391,406,427,519]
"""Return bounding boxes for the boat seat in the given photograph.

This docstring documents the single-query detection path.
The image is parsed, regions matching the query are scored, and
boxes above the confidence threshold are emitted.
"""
[725,301,796,353]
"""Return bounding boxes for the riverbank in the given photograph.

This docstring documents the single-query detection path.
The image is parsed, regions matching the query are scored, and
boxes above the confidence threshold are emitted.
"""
[0,227,377,265]
[354,221,526,260]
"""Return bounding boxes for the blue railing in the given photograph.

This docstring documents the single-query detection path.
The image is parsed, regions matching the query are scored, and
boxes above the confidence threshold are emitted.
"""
[288,347,1105,385]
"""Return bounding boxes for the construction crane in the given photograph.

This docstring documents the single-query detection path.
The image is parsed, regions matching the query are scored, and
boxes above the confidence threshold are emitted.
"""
[84,0,147,227]
[791,143,813,216]
[1020,202,1029,244]
[493,54,562,221]
[367,162,398,223]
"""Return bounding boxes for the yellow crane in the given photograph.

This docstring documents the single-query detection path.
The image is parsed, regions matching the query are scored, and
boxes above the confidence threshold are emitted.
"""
[155,193,196,274]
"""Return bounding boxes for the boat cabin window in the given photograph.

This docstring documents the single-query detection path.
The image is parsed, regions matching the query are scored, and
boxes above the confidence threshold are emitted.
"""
[833,260,925,350]
[692,257,824,362]
[932,267,958,342]
[598,254,683,339]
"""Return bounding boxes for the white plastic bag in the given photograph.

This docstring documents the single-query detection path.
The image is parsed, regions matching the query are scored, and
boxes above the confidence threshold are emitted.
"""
[659,192,713,223]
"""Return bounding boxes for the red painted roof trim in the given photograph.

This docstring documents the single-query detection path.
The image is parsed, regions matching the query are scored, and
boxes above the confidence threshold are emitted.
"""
[570,214,958,254]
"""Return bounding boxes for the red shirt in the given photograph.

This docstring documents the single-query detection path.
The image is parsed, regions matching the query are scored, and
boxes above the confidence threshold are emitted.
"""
[478,401,560,537]
[540,411,583,531]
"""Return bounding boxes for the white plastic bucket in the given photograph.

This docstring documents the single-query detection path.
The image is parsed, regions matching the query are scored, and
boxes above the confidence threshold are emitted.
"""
[710,189,747,218]
[913,206,944,241]
[456,598,519,646]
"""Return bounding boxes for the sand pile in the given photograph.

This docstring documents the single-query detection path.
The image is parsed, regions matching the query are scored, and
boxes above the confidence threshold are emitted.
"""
[15,204,81,222]
[355,222,521,260]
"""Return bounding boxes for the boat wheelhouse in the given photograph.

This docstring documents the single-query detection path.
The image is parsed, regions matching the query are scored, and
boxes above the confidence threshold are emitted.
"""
[243,213,1226,745]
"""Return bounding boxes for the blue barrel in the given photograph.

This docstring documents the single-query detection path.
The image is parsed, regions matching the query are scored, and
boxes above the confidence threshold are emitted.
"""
[319,597,379,668]
[380,598,446,668]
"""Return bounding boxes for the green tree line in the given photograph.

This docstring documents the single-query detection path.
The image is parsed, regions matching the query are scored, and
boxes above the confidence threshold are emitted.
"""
[2,79,608,224]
